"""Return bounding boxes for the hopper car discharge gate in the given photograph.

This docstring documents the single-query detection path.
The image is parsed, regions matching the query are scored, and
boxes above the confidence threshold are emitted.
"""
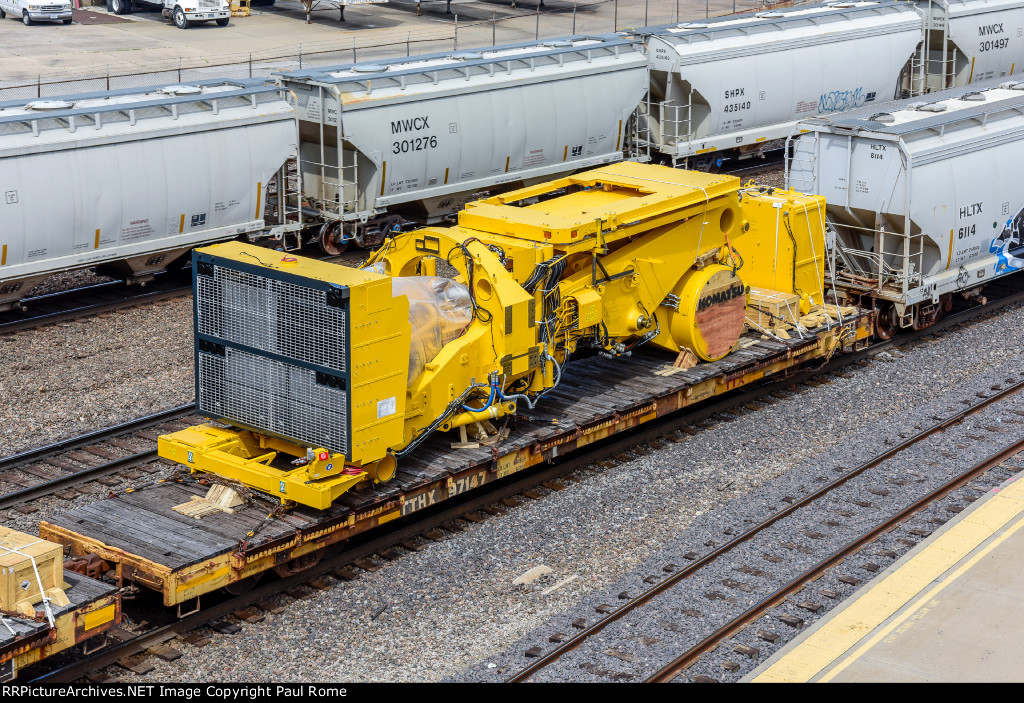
[159,162,843,510]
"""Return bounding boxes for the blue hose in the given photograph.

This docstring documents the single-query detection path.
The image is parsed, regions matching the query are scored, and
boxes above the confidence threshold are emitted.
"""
[461,382,496,413]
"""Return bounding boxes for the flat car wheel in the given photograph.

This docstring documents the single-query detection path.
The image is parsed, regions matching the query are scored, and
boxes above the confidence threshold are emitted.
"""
[173,6,188,27]
[215,16,228,25]
[22,11,32,24]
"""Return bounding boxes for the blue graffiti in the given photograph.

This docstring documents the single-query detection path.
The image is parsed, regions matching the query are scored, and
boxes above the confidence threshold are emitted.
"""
[818,87,867,114]
[990,216,1024,275]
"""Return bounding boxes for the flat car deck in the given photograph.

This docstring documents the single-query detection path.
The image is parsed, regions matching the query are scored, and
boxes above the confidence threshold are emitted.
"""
[1,571,119,680]
[41,317,870,606]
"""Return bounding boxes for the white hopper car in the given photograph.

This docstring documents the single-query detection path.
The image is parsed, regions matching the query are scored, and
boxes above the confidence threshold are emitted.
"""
[275,35,649,253]
[639,0,1024,169]
[910,0,1024,94]
[641,1,924,169]
[787,78,1024,337]
[0,80,297,311]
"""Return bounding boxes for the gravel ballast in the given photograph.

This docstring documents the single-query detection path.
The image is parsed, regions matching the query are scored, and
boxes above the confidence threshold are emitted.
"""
[17,297,1014,682]
[0,297,194,456]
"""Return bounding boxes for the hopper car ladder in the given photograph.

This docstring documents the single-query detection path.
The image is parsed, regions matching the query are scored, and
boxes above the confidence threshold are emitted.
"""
[266,157,303,251]
[304,85,362,224]
[907,0,960,96]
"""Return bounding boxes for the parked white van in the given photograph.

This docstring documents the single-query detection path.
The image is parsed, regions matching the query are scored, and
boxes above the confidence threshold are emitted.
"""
[0,0,73,24]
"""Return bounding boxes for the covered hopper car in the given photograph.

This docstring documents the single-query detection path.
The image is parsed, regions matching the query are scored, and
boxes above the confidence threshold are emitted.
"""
[640,1,924,169]
[276,35,650,254]
[0,79,299,311]
[787,77,1024,337]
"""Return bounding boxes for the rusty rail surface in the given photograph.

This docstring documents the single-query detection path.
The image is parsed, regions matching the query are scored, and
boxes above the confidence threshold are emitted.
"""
[505,375,1024,682]
[646,435,1024,682]
[22,274,1024,682]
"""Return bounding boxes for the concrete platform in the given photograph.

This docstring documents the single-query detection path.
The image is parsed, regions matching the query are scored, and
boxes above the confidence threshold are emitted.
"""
[745,470,1024,683]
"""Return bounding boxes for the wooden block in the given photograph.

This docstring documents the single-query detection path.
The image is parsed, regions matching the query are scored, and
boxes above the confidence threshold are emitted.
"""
[0,527,65,611]
[149,644,183,661]
[182,633,212,647]
[118,656,154,675]
[747,288,801,327]
[233,607,265,623]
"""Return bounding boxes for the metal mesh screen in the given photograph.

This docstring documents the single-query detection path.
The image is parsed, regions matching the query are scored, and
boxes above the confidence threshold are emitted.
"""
[198,347,348,455]
[197,265,346,373]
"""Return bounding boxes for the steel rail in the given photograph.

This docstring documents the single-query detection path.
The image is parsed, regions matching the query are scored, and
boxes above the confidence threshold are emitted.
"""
[24,334,992,683]
[0,405,195,510]
[0,404,194,472]
[646,435,1024,682]
[20,275,1024,680]
[505,375,1024,682]
[0,280,191,335]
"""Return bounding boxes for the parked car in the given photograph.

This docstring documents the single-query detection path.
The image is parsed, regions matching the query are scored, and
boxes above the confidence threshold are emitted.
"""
[0,0,73,25]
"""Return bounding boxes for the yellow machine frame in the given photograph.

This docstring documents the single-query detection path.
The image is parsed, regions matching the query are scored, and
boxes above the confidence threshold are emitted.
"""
[160,163,830,509]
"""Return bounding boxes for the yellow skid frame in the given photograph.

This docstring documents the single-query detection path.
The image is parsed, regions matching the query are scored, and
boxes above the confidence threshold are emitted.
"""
[158,424,366,510]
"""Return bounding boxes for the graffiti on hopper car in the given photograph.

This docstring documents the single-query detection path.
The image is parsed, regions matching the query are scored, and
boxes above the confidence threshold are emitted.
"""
[818,87,876,114]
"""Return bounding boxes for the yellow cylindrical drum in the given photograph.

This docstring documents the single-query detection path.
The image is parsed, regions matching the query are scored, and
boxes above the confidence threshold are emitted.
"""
[666,264,746,362]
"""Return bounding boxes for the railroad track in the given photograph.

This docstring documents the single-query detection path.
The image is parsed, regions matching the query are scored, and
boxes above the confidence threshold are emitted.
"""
[16,274,1024,682]
[649,434,1024,683]
[0,274,192,335]
[0,251,368,336]
[0,405,197,513]
[504,375,1024,682]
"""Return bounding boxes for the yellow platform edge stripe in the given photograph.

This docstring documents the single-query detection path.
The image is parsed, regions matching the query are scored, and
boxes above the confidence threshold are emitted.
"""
[752,475,1024,683]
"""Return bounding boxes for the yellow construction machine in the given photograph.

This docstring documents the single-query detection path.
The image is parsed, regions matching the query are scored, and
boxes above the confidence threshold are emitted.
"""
[159,163,829,509]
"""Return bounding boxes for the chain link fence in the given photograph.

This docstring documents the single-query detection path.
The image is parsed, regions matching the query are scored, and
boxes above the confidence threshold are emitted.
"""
[0,0,771,100]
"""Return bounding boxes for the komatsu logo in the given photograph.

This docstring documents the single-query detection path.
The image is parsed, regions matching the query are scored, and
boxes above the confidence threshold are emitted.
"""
[960,202,983,218]
[980,23,1004,35]
[391,117,430,133]
[697,282,745,311]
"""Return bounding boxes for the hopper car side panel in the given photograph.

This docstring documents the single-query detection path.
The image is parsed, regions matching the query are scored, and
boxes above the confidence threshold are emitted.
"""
[280,36,649,229]
[345,67,648,211]
[644,3,923,163]
[789,78,1024,326]
[0,80,297,308]
[0,122,296,280]
[924,0,1024,90]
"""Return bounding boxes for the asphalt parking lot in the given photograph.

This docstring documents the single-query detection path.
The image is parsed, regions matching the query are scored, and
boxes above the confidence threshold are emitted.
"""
[0,0,754,87]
